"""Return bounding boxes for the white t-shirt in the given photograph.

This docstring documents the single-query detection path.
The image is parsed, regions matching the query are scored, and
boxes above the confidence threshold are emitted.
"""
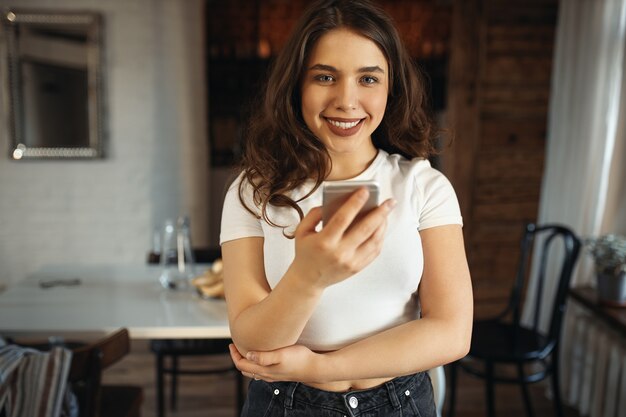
[220,149,462,351]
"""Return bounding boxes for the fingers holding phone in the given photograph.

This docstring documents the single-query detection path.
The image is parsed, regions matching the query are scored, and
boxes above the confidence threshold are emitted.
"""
[322,180,380,228]
[292,180,396,289]
[322,181,396,275]
[322,180,395,239]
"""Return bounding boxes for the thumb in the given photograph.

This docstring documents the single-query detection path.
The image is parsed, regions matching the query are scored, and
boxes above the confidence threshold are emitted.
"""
[295,207,322,237]
[246,350,281,366]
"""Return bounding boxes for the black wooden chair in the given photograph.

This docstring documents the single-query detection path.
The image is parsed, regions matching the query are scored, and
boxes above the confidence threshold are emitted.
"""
[69,328,143,417]
[447,223,581,417]
[7,328,142,417]
[148,247,244,417]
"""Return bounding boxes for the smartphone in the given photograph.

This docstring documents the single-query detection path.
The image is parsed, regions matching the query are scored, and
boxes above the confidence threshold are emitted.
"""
[322,180,380,226]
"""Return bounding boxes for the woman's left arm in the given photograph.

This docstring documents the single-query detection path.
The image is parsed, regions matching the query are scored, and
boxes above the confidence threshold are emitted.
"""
[232,224,473,383]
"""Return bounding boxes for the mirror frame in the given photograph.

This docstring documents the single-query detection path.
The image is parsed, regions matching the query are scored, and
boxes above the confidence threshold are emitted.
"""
[1,10,104,160]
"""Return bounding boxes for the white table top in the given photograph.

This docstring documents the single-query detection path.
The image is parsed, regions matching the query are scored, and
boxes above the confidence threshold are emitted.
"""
[0,264,231,340]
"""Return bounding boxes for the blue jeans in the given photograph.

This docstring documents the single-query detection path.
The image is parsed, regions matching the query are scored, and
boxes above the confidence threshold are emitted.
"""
[241,372,437,417]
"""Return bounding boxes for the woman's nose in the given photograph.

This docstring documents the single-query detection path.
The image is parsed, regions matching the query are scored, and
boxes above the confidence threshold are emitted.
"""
[334,80,358,110]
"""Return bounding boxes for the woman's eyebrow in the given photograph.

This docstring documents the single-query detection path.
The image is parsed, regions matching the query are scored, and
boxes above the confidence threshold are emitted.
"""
[308,64,338,72]
[358,65,385,74]
[308,64,385,74]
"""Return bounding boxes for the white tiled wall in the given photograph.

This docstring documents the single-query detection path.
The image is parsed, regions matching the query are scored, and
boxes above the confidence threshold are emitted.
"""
[0,0,209,284]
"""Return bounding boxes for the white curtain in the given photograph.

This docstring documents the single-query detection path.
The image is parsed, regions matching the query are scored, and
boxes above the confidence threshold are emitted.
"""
[524,0,626,415]
[535,0,626,282]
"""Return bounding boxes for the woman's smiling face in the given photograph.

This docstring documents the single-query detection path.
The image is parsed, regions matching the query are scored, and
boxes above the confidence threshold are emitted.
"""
[301,28,389,164]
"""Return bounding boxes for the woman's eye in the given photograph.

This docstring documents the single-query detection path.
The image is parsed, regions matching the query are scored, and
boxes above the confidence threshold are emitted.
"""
[315,74,334,83]
[361,76,379,85]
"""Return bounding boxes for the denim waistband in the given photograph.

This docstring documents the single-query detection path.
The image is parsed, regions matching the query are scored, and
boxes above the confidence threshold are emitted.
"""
[270,372,426,415]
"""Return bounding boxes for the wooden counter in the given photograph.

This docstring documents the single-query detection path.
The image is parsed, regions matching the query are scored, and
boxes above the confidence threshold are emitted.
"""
[568,286,626,338]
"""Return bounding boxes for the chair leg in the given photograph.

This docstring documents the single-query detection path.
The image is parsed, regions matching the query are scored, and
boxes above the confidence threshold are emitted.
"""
[170,355,179,411]
[485,361,496,417]
[156,352,165,417]
[516,362,534,417]
[551,352,565,417]
[447,362,458,417]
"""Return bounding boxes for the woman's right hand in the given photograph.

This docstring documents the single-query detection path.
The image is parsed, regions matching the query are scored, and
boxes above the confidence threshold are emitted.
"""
[290,187,396,290]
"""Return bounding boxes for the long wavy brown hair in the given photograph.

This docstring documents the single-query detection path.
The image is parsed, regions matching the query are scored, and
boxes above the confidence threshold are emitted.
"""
[239,0,440,229]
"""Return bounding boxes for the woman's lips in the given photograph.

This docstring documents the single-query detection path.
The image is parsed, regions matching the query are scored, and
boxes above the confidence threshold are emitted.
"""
[324,117,365,137]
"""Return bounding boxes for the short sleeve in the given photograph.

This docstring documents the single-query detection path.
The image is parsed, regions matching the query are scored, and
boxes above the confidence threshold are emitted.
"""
[416,163,463,231]
[219,173,265,245]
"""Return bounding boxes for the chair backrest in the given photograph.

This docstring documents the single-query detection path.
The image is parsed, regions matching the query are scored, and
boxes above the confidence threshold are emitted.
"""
[68,328,131,417]
[147,247,221,264]
[6,328,131,417]
[506,224,581,353]
[428,366,446,417]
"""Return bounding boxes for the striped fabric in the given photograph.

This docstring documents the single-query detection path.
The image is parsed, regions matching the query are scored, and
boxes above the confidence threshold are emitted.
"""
[0,339,73,417]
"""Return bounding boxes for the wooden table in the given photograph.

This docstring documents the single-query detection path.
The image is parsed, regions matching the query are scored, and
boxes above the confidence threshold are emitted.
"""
[0,263,230,340]
[568,285,626,338]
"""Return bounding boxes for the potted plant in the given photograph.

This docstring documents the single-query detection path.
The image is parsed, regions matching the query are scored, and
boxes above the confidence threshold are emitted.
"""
[585,234,626,306]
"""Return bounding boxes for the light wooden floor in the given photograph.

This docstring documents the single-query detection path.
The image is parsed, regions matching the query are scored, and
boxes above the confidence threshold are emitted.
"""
[103,340,581,417]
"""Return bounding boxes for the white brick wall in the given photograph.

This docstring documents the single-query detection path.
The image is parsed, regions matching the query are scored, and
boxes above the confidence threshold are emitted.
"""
[0,0,209,284]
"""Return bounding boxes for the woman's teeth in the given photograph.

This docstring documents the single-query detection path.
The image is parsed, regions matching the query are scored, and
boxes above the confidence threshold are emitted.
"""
[327,119,360,129]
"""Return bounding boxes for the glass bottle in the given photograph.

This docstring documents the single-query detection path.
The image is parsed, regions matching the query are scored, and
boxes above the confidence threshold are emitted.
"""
[158,216,196,289]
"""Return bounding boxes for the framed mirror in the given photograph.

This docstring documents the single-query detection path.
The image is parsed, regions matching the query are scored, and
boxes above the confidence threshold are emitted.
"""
[1,10,104,159]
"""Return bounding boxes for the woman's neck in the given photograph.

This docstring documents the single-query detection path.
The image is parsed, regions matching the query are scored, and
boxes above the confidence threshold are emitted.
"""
[326,147,378,181]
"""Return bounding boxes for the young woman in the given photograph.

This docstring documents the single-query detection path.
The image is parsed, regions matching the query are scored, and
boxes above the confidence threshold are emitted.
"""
[220,0,473,415]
